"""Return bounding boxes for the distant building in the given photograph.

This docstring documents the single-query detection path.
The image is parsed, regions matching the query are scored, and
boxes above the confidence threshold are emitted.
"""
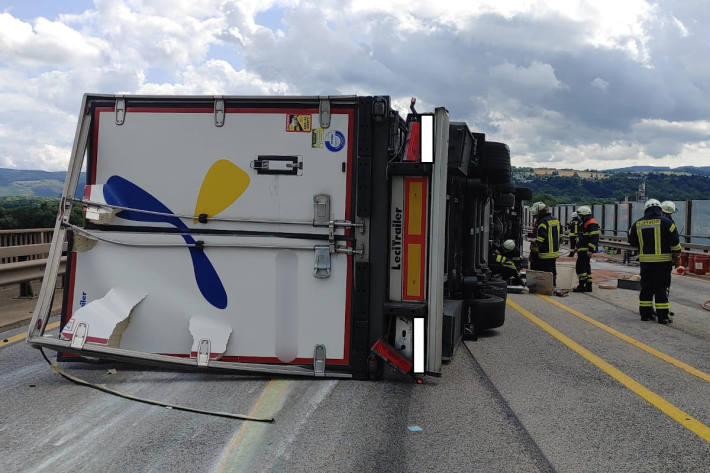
[531,168,609,179]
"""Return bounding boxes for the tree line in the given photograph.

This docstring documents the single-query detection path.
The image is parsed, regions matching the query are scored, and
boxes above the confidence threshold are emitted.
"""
[518,173,710,206]
[0,197,84,229]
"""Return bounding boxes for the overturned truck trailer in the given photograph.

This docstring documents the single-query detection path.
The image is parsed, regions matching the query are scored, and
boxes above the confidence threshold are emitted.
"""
[27,94,518,379]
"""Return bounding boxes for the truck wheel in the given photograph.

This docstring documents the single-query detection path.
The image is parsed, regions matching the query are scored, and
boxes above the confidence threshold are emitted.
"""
[479,141,511,184]
[494,182,515,193]
[468,293,506,330]
[483,279,508,300]
[494,193,515,209]
[515,186,533,202]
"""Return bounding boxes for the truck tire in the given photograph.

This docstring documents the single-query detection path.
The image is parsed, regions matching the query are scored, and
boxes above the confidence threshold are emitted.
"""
[494,182,515,193]
[470,293,506,330]
[515,186,533,202]
[483,279,508,301]
[479,141,511,184]
[462,293,506,339]
[494,193,515,208]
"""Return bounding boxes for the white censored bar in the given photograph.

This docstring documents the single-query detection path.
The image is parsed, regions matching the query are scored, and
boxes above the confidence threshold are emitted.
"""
[414,317,424,373]
[421,115,434,163]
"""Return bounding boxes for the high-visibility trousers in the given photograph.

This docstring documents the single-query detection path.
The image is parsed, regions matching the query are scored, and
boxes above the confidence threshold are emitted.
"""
[639,263,671,319]
[575,251,591,284]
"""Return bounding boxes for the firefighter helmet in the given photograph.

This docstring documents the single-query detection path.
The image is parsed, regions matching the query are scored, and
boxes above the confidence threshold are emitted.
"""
[531,201,546,215]
[570,211,578,219]
[576,206,592,216]
[502,239,515,251]
[661,201,676,214]
[644,199,661,209]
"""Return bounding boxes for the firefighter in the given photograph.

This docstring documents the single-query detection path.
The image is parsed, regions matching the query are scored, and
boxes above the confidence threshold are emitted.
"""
[661,201,678,316]
[490,239,520,282]
[628,199,682,324]
[572,206,599,292]
[529,201,561,285]
[568,211,580,257]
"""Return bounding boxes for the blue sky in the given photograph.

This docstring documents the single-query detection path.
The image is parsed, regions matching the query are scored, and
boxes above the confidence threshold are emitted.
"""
[1,0,709,171]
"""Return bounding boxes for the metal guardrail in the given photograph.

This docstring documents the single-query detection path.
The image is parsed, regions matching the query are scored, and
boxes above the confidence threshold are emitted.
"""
[524,226,710,255]
[0,228,65,287]
[0,257,66,286]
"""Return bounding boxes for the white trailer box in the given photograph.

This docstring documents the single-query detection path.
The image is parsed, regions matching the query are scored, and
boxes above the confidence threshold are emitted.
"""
[27,95,450,379]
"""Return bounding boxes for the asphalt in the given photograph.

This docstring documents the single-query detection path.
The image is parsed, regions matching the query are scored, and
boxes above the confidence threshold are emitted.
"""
[1,259,709,472]
[0,280,63,331]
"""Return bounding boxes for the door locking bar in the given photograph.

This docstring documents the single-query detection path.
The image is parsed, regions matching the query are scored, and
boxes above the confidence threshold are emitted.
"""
[65,222,363,255]
[72,198,364,230]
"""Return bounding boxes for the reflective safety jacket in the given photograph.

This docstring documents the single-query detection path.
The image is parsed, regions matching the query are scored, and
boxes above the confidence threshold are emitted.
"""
[577,218,600,253]
[569,218,580,250]
[535,214,561,259]
[492,250,518,271]
[628,207,681,263]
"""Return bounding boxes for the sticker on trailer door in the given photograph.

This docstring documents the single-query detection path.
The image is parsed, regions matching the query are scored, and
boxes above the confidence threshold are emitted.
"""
[325,130,345,152]
[311,128,325,148]
[286,114,312,132]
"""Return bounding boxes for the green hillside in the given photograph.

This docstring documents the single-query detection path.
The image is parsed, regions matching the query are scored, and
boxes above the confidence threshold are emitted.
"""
[0,168,85,198]
[514,172,710,205]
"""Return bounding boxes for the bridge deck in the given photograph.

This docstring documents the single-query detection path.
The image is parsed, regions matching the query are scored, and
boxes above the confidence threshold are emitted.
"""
[2,257,709,472]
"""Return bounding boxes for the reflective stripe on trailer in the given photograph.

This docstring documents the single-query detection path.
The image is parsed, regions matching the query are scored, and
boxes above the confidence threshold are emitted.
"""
[403,177,428,301]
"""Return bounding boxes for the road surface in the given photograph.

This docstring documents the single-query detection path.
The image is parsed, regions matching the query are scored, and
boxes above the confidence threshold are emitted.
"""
[2,260,709,472]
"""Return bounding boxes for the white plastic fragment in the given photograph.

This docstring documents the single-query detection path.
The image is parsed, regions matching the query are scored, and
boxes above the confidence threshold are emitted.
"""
[83,184,117,224]
[188,316,232,361]
[60,287,147,346]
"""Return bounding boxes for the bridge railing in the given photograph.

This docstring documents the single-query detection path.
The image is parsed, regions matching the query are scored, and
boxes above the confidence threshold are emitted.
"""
[524,200,710,247]
[0,229,66,288]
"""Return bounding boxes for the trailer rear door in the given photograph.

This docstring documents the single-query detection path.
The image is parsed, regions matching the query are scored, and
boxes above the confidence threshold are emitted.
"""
[65,100,357,366]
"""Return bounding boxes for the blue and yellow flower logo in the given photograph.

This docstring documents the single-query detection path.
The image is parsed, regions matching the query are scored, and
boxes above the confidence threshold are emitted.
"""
[101,160,250,309]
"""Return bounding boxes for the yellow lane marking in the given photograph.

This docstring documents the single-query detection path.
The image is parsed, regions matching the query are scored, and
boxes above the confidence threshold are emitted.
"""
[507,299,710,443]
[538,295,710,385]
[1,321,60,348]
[212,379,289,473]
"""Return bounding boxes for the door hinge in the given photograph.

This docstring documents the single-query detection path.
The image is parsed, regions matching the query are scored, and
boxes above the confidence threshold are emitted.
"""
[197,338,211,367]
[313,246,331,279]
[214,97,225,127]
[319,97,331,129]
[313,344,326,376]
[70,322,89,349]
[313,194,331,226]
[115,97,125,125]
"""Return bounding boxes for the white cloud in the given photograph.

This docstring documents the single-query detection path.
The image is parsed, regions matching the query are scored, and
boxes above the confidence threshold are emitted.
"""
[489,62,564,91]
[672,16,689,37]
[591,77,609,90]
[0,13,108,66]
[0,0,708,173]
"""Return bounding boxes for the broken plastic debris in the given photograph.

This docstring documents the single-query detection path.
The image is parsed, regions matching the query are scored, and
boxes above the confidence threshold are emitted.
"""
[188,315,232,360]
[408,425,423,432]
[106,368,117,375]
[60,287,147,346]
[83,184,117,224]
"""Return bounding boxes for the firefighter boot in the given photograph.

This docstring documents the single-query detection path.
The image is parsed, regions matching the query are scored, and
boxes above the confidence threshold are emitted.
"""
[584,281,593,292]
[657,311,672,325]
[573,277,586,292]
[640,307,655,321]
